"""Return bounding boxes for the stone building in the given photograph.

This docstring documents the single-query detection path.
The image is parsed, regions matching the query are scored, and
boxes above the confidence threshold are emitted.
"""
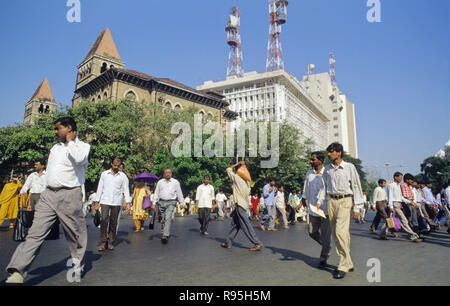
[23,78,57,125]
[72,28,237,123]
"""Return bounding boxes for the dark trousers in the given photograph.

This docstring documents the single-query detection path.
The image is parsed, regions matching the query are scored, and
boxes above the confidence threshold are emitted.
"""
[309,215,331,261]
[198,207,211,233]
[287,205,296,223]
[226,205,261,246]
[402,203,419,233]
[371,201,388,230]
[100,204,121,244]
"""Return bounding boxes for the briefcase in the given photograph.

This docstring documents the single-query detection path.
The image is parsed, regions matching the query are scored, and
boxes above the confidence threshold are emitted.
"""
[386,217,395,229]
[13,209,34,242]
[93,210,101,227]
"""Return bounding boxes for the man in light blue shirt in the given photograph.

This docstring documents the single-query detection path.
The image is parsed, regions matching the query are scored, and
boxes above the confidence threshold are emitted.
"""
[260,178,277,231]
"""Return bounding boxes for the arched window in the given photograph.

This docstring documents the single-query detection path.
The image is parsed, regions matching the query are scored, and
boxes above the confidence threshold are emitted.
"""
[174,104,182,111]
[104,92,108,100]
[207,112,214,121]
[38,104,44,114]
[125,90,137,101]
[97,95,101,101]
[110,65,114,69]
[91,98,95,102]
[164,101,172,109]
[100,62,108,74]
[44,105,50,113]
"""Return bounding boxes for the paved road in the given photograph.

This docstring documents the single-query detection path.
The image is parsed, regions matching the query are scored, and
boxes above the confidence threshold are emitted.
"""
[1,211,449,286]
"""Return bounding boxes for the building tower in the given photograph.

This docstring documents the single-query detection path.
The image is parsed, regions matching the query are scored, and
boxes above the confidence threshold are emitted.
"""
[72,28,124,106]
[24,78,57,124]
[266,0,288,72]
[226,7,244,78]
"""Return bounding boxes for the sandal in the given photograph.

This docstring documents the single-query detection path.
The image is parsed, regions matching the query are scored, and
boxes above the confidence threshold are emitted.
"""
[220,242,231,249]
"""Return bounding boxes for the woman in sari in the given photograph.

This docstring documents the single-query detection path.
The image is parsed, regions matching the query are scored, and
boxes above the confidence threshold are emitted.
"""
[0,177,23,229]
[131,179,151,232]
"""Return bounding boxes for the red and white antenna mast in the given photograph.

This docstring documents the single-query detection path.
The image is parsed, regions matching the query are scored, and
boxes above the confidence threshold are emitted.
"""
[266,0,289,72]
[329,52,337,87]
[226,6,244,78]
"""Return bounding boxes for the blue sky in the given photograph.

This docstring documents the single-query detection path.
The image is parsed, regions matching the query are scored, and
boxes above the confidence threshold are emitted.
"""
[0,0,449,178]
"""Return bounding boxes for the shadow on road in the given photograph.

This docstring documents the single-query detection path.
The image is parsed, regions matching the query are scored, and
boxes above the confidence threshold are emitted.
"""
[26,251,101,285]
[265,245,337,276]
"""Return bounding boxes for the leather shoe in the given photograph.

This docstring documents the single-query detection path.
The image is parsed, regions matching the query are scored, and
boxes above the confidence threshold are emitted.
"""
[333,270,346,279]
[379,236,389,240]
[161,236,169,244]
[220,242,232,249]
[318,260,327,268]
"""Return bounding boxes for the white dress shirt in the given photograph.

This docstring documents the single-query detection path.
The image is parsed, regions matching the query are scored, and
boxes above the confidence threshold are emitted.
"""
[387,182,403,209]
[372,186,387,203]
[317,160,365,205]
[216,193,227,203]
[94,169,132,206]
[445,186,450,206]
[303,168,328,217]
[423,186,439,205]
[20,171,47,194]
[275,191,285,209]
[196,184,215,208]
[154,178,184,203]
[46,138,90,188]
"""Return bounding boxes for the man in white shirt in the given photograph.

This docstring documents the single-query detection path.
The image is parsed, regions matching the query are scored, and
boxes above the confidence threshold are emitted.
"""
[303,151,331,268]
[6,117,90,284]
[371,179,391,239]
[93,157,131,251]
[275,186,288,229]
[317,143,364,279]
[215,190,227,221]
[445,181,450,233]
[195,175,215,235]
[387,172,422,243]
[154,168,184,244]
[20,159,46,211]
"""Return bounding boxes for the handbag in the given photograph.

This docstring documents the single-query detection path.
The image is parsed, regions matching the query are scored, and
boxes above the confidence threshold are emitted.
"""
[148,208,156,230]
[93,210,101,227]
[142,196,152,210]
[392,212,401,231]
[386,217,395,229]
[13,209,34,242]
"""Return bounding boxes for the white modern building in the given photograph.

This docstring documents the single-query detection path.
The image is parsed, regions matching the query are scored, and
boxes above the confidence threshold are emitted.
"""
[197,70,331,150]
[300,72,358,158]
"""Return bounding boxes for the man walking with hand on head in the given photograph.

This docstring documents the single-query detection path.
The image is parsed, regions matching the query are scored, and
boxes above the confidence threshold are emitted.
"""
[221,161,263,251]
[5,117,90,284]
[317,143,364,279]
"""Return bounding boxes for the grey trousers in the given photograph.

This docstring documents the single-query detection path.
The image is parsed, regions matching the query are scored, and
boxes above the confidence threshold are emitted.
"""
[309,215,331,260]
[7,187,87,277]
[393,202,419,240]
[158,200,177,237]
[29,193,41,210]
[261,205,276,229]
[226,205,262,246]
[276,206,288,226]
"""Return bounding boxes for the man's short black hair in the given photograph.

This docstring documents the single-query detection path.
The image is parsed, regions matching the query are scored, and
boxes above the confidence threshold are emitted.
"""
[54,117,77,132]
[404,173,414,181]
[204,175,210,179]
[393,172,403,179]
[268,178,275,183]
[311,151,325,163]
[378,179,386,185]
[35,159,46,166]
[326,142,344,155]
[111,156,122,164]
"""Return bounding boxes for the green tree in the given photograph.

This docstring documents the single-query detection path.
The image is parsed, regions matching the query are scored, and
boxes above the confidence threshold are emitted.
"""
[419,156,450,194]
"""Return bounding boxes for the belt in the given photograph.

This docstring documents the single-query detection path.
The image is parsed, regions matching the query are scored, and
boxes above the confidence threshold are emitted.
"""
[47,186,78,192]
[160,199,176,201]
[329,194,352,200]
